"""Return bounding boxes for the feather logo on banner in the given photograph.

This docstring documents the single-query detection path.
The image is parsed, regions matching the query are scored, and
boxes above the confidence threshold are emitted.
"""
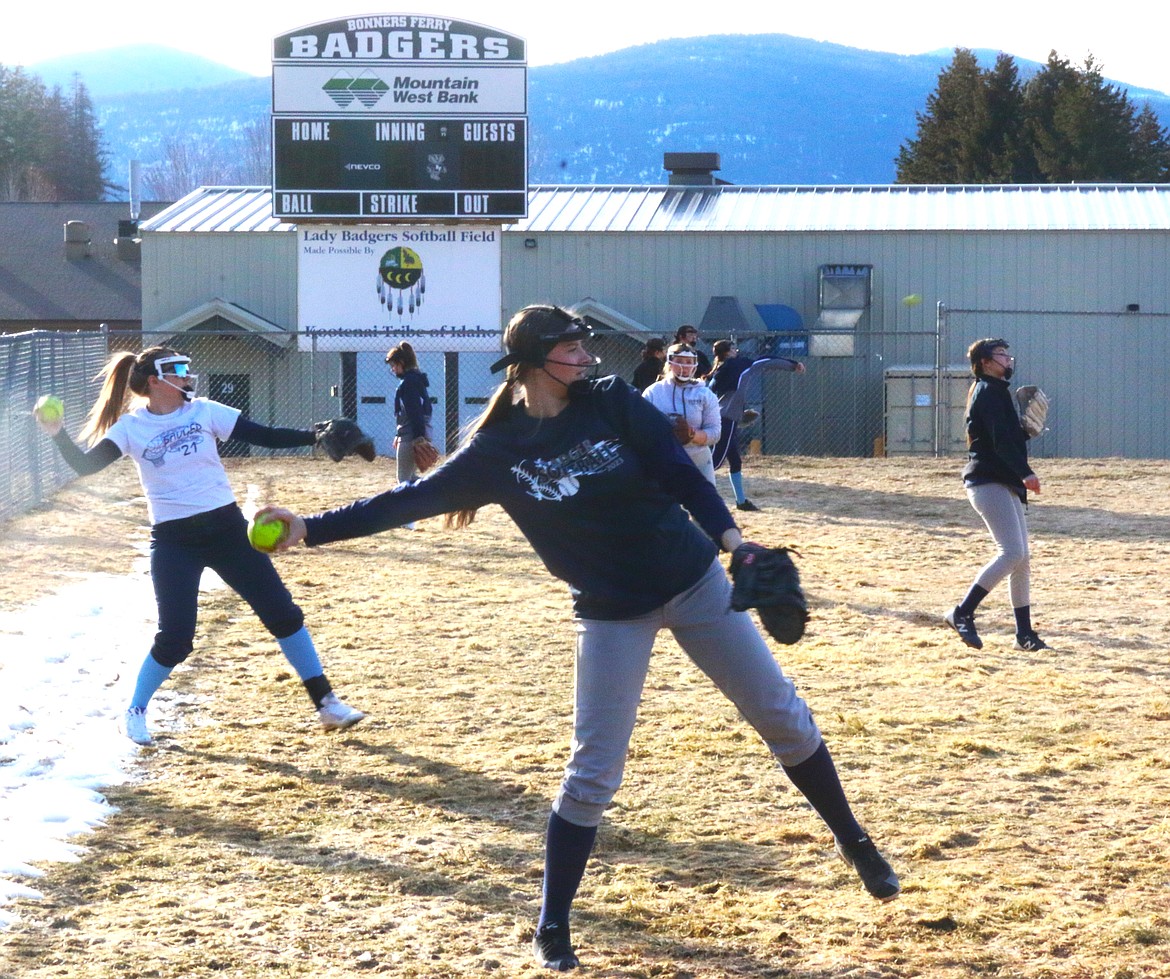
[376,246,426,320]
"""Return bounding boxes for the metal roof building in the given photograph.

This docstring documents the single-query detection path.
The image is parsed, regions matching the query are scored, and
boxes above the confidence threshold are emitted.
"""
[140,182,1170,459]
[144,183,1170,234]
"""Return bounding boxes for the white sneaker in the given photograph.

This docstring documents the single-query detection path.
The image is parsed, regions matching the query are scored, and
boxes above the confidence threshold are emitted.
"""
[318,693,366,731]
[124,707,152,745]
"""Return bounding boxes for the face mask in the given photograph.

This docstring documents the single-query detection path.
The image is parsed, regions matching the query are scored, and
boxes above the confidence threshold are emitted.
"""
[154,356,198,401]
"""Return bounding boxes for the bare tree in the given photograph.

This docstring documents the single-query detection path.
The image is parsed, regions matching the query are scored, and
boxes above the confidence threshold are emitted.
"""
[143,117,271,199]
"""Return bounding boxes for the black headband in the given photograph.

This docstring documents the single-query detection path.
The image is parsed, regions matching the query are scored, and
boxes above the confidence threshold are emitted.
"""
[490,307,593,374]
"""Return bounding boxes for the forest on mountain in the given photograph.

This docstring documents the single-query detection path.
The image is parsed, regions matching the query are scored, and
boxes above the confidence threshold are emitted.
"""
[4,37,1170,201]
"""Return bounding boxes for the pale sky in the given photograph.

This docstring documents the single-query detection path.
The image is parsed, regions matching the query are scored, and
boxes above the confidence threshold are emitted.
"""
[4,2,1168,96]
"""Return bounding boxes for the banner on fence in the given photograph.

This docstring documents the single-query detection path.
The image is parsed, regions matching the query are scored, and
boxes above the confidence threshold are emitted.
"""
[297,224,502,352]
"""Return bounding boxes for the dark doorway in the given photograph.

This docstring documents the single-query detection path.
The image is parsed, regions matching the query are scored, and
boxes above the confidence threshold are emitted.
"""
[210,374,251,457]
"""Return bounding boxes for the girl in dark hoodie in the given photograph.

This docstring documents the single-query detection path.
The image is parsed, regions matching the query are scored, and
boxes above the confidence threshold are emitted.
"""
[945,338,1048,653]
[386,340,434,484]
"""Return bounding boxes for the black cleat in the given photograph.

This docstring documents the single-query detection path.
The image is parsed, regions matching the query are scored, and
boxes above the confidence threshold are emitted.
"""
[944,607,983,649]
[1014,631,1050,651]
[835,834,901,902]
[736,498,761,512]
[532,921,579,972]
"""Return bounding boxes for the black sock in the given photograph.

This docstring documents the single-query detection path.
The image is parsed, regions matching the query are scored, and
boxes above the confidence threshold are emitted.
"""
[1013,606,1033,635]
[302,674,333,708]
[782,742,865,844]
[957,584,989,618]
[538,811,598,929]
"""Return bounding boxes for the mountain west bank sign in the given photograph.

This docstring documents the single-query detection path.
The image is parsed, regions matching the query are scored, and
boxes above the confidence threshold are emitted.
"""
[272,15,527,220]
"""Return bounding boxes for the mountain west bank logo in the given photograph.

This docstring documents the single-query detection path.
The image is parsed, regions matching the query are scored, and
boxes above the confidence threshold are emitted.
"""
[323,71,389,107]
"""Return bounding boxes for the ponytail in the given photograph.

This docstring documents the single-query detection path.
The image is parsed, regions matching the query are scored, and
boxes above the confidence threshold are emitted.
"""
[444,370,524,529]
[80,345,182,444]
[80,352,137,444]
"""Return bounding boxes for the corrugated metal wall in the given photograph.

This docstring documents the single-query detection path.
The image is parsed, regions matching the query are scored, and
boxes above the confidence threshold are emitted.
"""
[142,233,299,330]
[503,228,1170,458]
[503,229,1170,334]
[137,223,1170,458]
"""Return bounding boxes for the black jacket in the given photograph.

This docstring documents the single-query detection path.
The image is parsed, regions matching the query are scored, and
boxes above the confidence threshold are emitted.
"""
[961,375,1033,498]
[631,359,664,392]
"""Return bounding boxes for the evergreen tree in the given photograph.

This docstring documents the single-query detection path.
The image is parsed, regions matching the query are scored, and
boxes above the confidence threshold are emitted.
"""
[1025,53,1138,181]
[1132,105,1170,181]
[0,66,53,199]
[62,75,111,199]
[898,48,1170,184]
[896,49,991,183]
[983,54,1031,181]
[0,64,110,200]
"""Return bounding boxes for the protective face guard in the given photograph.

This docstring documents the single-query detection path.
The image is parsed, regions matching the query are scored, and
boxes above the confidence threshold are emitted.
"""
[668,354,699,380]
[154,355,199,400]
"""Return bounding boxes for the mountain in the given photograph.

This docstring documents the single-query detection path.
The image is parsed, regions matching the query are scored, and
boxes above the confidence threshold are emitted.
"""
[26,37,1170,196]
[527,35,955,184]
[26,44,256,100]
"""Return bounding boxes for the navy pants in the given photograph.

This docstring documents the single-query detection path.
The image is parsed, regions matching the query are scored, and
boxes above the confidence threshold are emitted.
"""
[149,503,303,667]
[711,417,741,473]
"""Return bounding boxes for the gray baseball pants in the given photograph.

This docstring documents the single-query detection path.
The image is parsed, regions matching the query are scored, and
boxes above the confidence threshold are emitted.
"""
[967,481,1031,607]
[553,558,823,827]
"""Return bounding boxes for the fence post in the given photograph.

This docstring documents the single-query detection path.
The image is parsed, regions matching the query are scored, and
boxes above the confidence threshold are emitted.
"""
[933,302,946,456]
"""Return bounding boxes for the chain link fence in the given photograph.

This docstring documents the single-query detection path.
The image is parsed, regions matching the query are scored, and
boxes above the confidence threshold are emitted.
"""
[4,320,952,522]
[939,306,1170,461]
[1,331,113,522]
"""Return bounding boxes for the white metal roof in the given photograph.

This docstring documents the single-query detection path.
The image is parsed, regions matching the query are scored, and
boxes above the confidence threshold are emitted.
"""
[141,183,1170,234]
[519,184,1170,232]
[140,187,296,233]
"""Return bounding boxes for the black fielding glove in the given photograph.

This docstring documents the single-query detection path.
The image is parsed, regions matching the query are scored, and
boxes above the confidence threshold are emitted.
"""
[729,542,809,644]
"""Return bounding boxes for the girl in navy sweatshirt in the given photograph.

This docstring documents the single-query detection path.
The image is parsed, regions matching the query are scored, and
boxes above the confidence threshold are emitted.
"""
[259,305,900,971]
[945,338,1048,652]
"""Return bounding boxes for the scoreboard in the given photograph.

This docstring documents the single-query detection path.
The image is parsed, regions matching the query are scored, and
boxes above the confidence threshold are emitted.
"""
[272,117,527,219]
[272,16,528,221]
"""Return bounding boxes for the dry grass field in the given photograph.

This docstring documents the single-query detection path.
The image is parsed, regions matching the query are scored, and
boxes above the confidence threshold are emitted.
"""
[0,454,1168,979]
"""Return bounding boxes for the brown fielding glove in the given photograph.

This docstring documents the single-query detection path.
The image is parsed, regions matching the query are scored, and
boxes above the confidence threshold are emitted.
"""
[729,542,809,644]
[1015,385,1049,438]
[411,437,440,473]
[671,414,695,445]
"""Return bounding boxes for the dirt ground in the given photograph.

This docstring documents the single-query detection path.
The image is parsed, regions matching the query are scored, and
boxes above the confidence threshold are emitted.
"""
[0,453,1168,979]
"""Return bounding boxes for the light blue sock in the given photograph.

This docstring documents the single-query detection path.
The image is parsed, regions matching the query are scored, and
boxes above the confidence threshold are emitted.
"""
[277,626,324,681]
[728,471,746,504]
[130,655,174,710]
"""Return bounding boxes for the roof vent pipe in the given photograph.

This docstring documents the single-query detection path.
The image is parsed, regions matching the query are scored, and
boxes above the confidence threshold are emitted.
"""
[64,220,91,260]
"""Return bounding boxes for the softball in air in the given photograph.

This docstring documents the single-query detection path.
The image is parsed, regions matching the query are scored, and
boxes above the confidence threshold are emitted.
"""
[248,515,288,553]
[35,395,64,423]
[901,293,924,307]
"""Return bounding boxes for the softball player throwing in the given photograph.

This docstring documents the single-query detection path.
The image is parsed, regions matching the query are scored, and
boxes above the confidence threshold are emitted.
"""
[707,339,805,510]
[259,306,899,971]
[34,346,365,745]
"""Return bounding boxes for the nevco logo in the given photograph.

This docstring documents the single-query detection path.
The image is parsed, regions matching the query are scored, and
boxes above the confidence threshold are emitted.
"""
[344,163,382,171]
